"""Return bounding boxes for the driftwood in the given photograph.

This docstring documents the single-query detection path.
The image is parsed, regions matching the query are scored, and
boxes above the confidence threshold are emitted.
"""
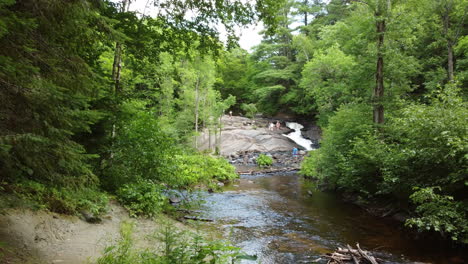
[238,167,298,175]
[183,215,213,222]
[323,243,381,264]
[347,244,360,264]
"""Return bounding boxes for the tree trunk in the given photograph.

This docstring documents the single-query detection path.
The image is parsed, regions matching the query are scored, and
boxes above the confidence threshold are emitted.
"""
[112,0,130,94]
[374,14,385,124]
[447,41,454,81]
[208,128,212,151]
[214,129,218,151]
[443,9,455,82]
[194,78,200,148]
[109,0,130,160]
[304,0,308,26]
[217,115,222,155]
[112,42,122,94]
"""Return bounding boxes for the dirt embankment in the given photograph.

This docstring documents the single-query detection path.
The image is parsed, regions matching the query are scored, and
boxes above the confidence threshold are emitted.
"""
[0,201,187,264]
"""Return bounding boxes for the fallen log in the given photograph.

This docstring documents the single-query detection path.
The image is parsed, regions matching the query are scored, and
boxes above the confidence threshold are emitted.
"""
[183,215,214,222]
[322,243,381,264]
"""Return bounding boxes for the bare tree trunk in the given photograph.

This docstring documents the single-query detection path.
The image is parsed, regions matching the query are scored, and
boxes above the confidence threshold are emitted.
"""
[443,8,455,82]
[373,10,386,124]
[112,42,122,93]
[217,115,222,155]
[214,127,218,153]
[208,128,212,151]
[112,0,130,94]
[447,42,454,81]
[110,0,130,155]
[304,0,308,26]
[194,78,200,148]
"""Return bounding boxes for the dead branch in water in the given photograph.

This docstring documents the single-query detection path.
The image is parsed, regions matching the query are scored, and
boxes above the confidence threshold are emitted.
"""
[323,243,382,264]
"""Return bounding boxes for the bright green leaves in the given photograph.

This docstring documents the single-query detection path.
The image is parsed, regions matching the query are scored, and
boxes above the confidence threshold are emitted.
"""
[300,45,357,125]
[256,154,273,167]
[117,180,168,217]
[301,83,468,242]
[240,103,258,119]
[406,187,468,243]
[170,155,237,188]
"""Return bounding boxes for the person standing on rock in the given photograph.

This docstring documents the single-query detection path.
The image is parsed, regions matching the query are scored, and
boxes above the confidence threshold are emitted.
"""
[276,121,281,130]
[269,122,274,131]
[292,147,298,160]
[229,110,233,119]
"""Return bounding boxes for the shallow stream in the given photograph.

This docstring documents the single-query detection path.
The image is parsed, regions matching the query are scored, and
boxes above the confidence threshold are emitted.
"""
[199,171,466,264]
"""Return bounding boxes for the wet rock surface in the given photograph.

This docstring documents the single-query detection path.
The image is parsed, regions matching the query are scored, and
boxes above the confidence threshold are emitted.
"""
[226,150,305,169]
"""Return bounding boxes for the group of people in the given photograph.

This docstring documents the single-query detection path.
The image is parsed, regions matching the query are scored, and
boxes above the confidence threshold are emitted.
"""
[268,121,281,131]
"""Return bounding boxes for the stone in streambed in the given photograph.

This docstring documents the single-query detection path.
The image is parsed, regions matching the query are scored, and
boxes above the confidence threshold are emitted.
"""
[169,195,182,204]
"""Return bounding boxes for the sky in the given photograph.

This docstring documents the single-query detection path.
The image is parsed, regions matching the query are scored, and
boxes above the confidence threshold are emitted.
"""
[125,0,264,51]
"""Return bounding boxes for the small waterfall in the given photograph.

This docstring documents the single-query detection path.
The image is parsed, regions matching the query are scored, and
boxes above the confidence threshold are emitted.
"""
[282,122,314,151]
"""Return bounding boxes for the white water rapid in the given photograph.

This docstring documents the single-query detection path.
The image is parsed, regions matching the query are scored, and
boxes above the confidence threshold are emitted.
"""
[282,122,314,151]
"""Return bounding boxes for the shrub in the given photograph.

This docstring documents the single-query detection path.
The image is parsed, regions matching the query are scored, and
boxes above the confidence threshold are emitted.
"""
[11,180,108,215]
[117,180,168,217]
[256,154,273,167]
[300,151,322,179]
[97,221,248,264]
[302,84,468,242]
[170,155,238,188]
[100,102,178,192]
[300,103,373,193]
[406,187,468,243]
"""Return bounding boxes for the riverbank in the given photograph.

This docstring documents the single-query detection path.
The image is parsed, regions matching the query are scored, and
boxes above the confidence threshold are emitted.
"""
[197,170,468,264]
[0,201,195,264]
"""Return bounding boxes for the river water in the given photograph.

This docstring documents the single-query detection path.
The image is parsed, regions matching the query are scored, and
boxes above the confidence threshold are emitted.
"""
[199,171,466,264]
[282,122,314,151]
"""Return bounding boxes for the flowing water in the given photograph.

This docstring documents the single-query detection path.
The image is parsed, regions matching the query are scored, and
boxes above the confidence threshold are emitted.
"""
[282,122,314,151]
[199,172,467,264]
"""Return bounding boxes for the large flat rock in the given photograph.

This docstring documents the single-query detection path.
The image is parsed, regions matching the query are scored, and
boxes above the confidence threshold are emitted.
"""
[198,116,300,155]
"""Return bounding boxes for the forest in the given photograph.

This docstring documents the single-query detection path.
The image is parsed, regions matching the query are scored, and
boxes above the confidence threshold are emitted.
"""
[0,0,467,262]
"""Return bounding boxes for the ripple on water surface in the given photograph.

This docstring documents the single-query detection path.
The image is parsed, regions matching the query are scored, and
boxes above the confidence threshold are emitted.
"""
[199,173,468,264]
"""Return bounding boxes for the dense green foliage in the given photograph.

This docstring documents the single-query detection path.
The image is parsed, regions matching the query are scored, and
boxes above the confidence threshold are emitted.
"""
[117,181,168,217]
[0,0,285,215]
[256,154,274,167]
[97,221,245,264]
[0,0,467,246]
[212,0,468,243]
[288,0,468,242]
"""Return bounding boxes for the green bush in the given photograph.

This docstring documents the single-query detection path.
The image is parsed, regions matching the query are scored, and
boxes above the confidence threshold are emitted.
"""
[300,103,373,193]
[97,221,247,264]
[101,102,178,192]
[301,85,468,242]
[300,151,322,179]
[240,103,257,119]
[11,180,108,215]
[102,102,237,192]
[406,187,468,243]
[171,155,238,188]
[117,180,168,217]
[256,154,273,167]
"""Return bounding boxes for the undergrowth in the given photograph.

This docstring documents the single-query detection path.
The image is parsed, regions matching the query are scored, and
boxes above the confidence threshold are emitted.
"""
[1,180,108,215]
[97,221,254,264]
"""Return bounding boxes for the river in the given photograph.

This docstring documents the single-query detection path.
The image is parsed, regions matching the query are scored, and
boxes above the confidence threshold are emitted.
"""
[198,171,466,264]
